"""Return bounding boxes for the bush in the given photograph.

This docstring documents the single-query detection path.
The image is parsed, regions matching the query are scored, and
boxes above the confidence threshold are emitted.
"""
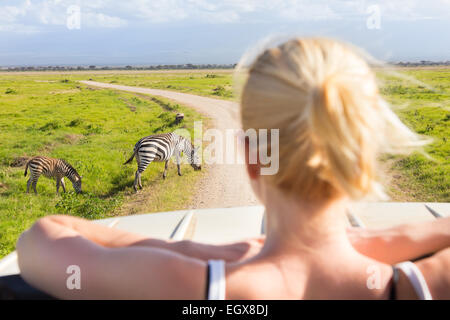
[40,121,61,131]
[5,88,17,94]
[84,124,103,134]
[212,85,232,97]
[67,118,83,127]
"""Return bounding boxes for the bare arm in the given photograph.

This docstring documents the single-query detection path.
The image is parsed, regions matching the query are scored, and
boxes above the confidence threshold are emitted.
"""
[347,217,450,264]
[16,216,207,299]
[18,215,259,263]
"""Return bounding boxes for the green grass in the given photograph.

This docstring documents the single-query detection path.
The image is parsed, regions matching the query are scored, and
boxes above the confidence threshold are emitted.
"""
[69,71,235,99]
[0,74,206,258]
[376,68,450,201]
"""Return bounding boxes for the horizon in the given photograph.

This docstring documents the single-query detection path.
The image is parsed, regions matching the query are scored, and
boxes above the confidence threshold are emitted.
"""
[1,1,450,66]
[3,60,450,69]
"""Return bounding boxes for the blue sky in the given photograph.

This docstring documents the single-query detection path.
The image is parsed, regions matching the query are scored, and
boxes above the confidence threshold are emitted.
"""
[1,0,449,66]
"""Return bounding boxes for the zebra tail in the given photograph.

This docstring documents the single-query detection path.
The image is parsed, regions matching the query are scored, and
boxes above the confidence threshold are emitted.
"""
[24,160,30,176]
[123,152,135,165]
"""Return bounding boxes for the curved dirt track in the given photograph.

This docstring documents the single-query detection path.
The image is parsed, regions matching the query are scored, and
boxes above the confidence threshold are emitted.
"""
[81,81,258,209]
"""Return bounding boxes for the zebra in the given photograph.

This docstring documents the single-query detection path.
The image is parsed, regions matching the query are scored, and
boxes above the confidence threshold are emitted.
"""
[24,156,83,194]
[124,132,201,191]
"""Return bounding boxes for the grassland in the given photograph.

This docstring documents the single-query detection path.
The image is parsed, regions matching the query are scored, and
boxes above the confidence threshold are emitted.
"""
[69,71,236,99]
[0,67,448,258]
[376,68,450,202]
[0,74,206,258]
[63,68,449,201]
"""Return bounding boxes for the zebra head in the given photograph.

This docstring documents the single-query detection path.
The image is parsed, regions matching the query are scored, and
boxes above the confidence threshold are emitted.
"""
[190,146,201,171]
[72,175,83,193]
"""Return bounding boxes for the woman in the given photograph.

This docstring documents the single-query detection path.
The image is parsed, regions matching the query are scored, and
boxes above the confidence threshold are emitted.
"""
[17,38,449,299]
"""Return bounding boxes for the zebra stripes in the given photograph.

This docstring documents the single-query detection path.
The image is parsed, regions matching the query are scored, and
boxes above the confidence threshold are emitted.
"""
[24,156,82,194]
[124,132,201,191]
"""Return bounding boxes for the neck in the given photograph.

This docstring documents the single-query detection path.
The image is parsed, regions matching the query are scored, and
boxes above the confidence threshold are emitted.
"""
[259,184,353,257]
[181,137,193,160]
[65,168,78,181]
[184,139,192,154]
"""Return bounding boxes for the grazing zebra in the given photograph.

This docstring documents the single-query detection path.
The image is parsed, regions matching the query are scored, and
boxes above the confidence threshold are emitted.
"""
[24,156,83,194]
[124,132,201,191]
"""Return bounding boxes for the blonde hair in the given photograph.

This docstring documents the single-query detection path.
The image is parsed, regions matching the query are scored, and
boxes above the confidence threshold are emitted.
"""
[238,37,427,201]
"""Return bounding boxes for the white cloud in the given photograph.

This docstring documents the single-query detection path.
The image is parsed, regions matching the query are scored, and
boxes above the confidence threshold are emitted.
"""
[0,0,32,23]
[0,23,40,34]
[84,13,128,28]
[0,0,449,34]
[0,0,127,32]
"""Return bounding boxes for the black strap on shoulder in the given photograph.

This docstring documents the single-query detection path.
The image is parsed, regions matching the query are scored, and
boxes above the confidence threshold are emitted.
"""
[0,274,55,300]
[389,266,399,300]
[204,262,211,300]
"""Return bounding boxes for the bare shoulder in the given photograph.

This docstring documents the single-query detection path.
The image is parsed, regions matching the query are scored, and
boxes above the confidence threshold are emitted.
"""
[416,247,450,299]
[225,260,308,299]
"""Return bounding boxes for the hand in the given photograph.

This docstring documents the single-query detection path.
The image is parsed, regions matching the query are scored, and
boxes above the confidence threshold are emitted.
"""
[220,236,265,262]
[180,236,265,262]
[346,220,450,264]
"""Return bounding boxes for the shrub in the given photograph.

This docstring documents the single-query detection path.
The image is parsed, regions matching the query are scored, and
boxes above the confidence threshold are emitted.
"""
[67,118,83,127]
[5,88,16,94]
[40,121,61,131]
[84,124,103,134]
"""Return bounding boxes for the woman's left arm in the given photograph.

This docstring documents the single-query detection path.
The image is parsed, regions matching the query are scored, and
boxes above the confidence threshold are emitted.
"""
[347,216,450,264]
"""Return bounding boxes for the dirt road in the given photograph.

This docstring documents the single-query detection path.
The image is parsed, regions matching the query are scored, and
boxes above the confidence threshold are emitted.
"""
[80,81,259,208]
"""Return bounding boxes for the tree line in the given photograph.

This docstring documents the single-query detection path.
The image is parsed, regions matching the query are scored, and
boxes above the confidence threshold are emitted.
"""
[0,63,237,72]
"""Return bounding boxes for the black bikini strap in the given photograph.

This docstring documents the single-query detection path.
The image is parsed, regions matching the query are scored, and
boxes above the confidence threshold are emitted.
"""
[389,266,399,300]
[204,262,211,300]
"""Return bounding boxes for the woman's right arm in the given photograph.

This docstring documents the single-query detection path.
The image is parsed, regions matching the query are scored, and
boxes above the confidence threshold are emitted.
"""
[16,216,207,299]
[347,216,450,264]
[26,215,260,262]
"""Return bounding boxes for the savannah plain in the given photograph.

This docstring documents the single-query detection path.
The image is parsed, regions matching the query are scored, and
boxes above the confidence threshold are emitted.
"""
[0,67,449,258]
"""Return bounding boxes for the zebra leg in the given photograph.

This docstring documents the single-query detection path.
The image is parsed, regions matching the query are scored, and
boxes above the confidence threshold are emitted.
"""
[134,153,143,191]
[26,178,32,193]
[176,152,182,176]
[61,178,66,193]
[134,170,141,192]
[56,178,60,194]
[163,160,169,179]
[30,172,41,194]
[32,179,38,194]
